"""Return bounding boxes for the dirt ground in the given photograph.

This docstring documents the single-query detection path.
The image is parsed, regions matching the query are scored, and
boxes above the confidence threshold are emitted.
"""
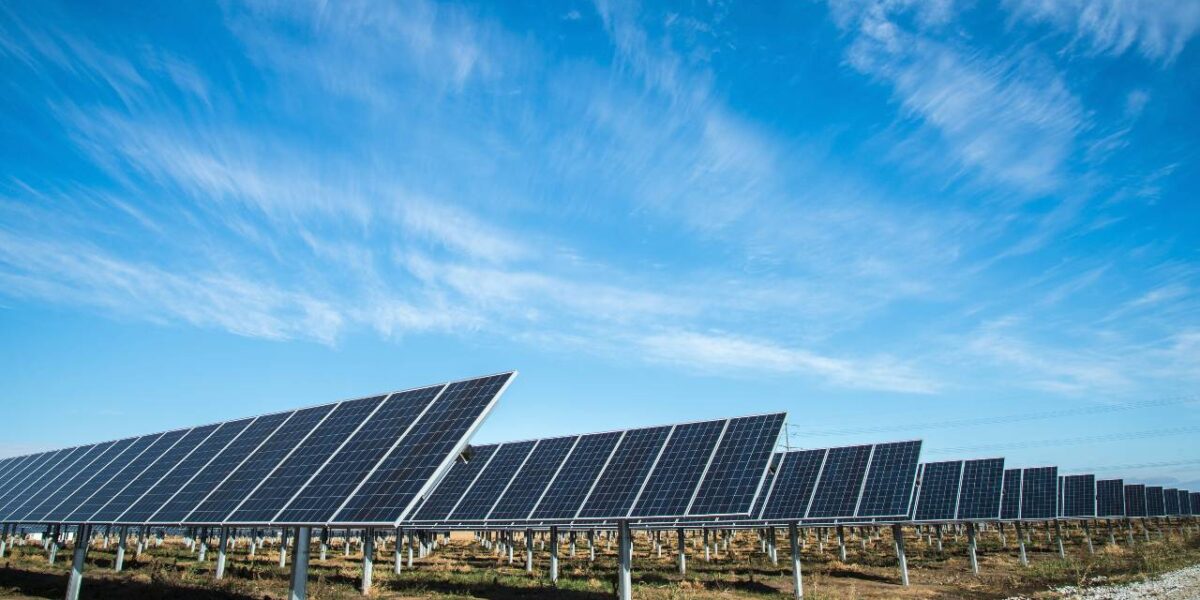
[1,522,1198,599]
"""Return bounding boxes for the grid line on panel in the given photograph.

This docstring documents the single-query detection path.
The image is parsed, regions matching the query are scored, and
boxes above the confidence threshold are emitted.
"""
[78,430,191,523]
[487,437,575,521]
[10,445,117,523]
[856,441,922,518]
[1164,488,1180,516]
[412,445,498,522]
[687,414,785,517]
[35,438,140,522]
[957,459,1005,521]
[1145,486,1166,517]
[1000,469,1022,520]
[483,440,540,520]
[532,432,623,520]
[1177,490,1191,516]
[1124,484,1147,517]
[572,432,628,520]
[102,424,220,523]
[625,426,675,517]
[1095,479,1125,517]
[1019,467,1058,520]
[761,449,825,521]
[579,427,671,519]
[0,453,48,506]
[851,445,877,517]
[1062,475,1097,518]
[914,461,961,522]
[630,420,725,518]
[445,445,503,521]
[277,384,446,524]
[0,449,83,521]
[751,453,782,520]
[802,449,832,519]
[449,442,535,521]
[682,420,730,516]
[526,437,581,520]
[807,445,873,519]
[126,420,249,523]
[63,433,169,522]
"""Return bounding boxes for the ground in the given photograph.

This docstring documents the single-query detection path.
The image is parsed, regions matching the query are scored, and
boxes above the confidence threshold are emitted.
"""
[1,522,1198,599]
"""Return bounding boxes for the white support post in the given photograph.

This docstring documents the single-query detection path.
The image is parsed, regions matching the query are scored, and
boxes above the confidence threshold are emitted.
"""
[1016,522,1028,567]
[319,528,328,562]
[1054,521,1065,559]
[703,529,710,562]
[407,531,414,568]
[361,528,375,596]
[966,522,979,575]
[617,520,632,600]
[549,526,560,584]
[836,525,847,562]
[288,527,311,600]
[525,529,534,574]
[394,528,403,575]
[769,526,778,565]
[892,524,909,587]
[1084,521,1094,554]
[216,527,229,580]
[65,524,90,600]
[569,531,576,558]
[589,530,596,562]
[789,523,803,600]
[677,528,686,576]
[280,528,289,568]
[114,526,128,572]
[197,530,207,562]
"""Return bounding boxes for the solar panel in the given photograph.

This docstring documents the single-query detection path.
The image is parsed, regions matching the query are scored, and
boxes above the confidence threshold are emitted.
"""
[487,436,575,520]
[630,420,726,518]
[1164,488,1180,515]
[1124,484,1147,517]
[688,414,785,516]
[1179,490,1192,516]
[0,372,514,527]
[807,445,872,518]
[956,458,1004,520]
[1096,479,1125,517]
[999,468,1022,520]
[748,453,782,518]
[531,432,623,520]
[448,441,536,521]
[1145,486,1166,517]
[856,441,922,518]
[579,426,671,519]
[412,445,499,522]
[914,461,961,522]
[1019,467,1057,520]
[1191,492,1200,516]
[1061,474,1096,518]
[758,450,824,521]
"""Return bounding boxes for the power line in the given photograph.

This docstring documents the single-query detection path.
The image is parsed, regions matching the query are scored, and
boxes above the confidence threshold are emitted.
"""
[786,394,1200,438]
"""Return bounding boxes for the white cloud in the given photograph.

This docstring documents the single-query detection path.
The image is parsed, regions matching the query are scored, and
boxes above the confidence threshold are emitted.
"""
[1006,0,1200,64]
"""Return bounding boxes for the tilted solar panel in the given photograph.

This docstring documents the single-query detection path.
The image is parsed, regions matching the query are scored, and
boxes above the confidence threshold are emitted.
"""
[1164,488,1180,516]
[0,448,86,522]
[32,439,136,523]
[69,430,188,523]
[531,432,623,520]
[1178,490,1192,516]
[487,437,575,521]
[1190,492,1200,516]
[856,441,922,518]
[999,468,1022,520]
[579,426,671,519]
[688,414,785,516]
[630,420,725,518]
[914,461,961,522]
[758,449,824,521]
[412,445,499,522]
[96,424,220,523]
[1019,467,1058,520]
[1124,484,1147,517]
[1145,486,1166,517]
[1061,474,1096,518]
[449,441,536,521]
[748,453,781,518]
[957,458,1005,521]
[1096,479,1125,517]
[807,445,872,518]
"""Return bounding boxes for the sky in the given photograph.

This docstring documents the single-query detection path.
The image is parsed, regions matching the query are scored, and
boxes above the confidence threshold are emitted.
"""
[1,0,1198,490]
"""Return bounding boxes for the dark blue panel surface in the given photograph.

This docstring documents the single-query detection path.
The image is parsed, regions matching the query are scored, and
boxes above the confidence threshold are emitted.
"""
[43,436,157,522]
[807,445,872,518]
[579,426,671,519]
[449,441,535,521]
[1164,488,1180,515]
[27,439,132,522]
[97,424,220,523]
[957,458,1004,521]
[412,445,498,522]
[857,441,922,518]
[759,449,825,520]
[74,431,187,522]
[689,414,785,516]
[0,450,80,521]
[1096,479,1125,517]
[1020,467,1058,520]
[334,373,513,523]
[1124,484,1147,517]
[124,420,247,522]
[1062,474,1096,518]
[6,447,109,522]
[1000,469,1022,520]
[1178,490,1192,516]
[488,437,576,521]
[749,453,781,518]
[187,406,332,524]
[275,385,444,524]
[631,420,725,518]
[0,452,63,516]
[531,432,622,520]
[1145,486,1166,516]
[228,396,386,523]
[914,461,961,521]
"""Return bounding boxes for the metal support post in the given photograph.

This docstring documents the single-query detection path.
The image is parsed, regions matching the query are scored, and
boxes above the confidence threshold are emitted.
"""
[287,527,311,600]
[892,524,909,587]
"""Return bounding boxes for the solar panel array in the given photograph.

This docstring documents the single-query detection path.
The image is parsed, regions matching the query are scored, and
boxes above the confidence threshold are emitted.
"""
[911,458,1004,522]
[0,373,515,526]
[1096,479,1125,517]
[1124,484,1147,517]
[1145,486,1166,517]
[754,440,922,524]
[1017,467,1058,521]
[1060,474,1096,518]
[1180,490,1194,516]
[411,413,786,524]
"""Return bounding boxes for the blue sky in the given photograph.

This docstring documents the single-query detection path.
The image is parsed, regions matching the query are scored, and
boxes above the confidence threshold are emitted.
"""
[1,1,1198,489]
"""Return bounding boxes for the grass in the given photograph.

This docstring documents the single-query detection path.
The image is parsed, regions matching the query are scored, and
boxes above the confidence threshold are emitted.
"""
[0,521,1197,599]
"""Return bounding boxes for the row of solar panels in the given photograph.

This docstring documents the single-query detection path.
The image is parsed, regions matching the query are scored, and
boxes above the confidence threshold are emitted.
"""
[0,374,515,527]
[1058,478,1196,519]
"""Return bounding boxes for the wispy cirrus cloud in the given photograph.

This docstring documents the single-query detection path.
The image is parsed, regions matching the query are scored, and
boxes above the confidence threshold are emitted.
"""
[1005,0,1200,64]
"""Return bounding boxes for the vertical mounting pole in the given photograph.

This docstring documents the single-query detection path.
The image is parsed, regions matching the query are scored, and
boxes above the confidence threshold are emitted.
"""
[836,525,847,562]
[361,528,374,596]
[394,528,403,575]
[703,529,710,562]
[617,520,632,600]
[789,523,803,600]
[1054,521,1065,559]
[892,524,909,587]
[525,529,534,574]
[966,522,979,575]
[64,524,90,600]
[676,528,686,576]
[288,527,311,600]
[549,526,560,584]
[114,526,128,572]
[769,526,778,565]
[1083,521,1094,554]
[1016,522,1028,567]
[279,528,289,568]
[216,527,229,580]
[589,530,596,562]
[319,528,328,561]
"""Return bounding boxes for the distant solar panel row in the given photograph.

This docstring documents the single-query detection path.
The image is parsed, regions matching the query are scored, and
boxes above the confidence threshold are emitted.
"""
[410,413,786,524]
[1096,479,1125,517]
[1061,474,1096,518]
[753,440,923,524]
[912,458,1004,522]
[0,373,515,526]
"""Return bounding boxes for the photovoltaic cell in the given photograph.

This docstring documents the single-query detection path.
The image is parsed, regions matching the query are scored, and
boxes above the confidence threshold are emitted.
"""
[412,445,498,522]
[123,420,249,523]
[1061,474,1096,518]
[957,458,1004,521]
[576,426,670,519]
[6,446,109,522]
[45,436,156,523]
[70,430,188,522]
[1020,467,1058,521]
[532,432,622,520]
[32,439,136,522]
[274,385,444,524]
[1145,486,1166,517]
[807,445,872,518]
[1096,479,1125,518]
[688,414,785,516]
[227,396,386,523]
[1163,488,1179,516]
[488,436,575,521]
[450,441,536,521]
[857,441,922,518]
[0,449,81,521]
[1123,484,1147,517]
[333,373,513,524]
[758,449,824,521]
[630,420,725,518]
[914,461,961,522]
[0,452,67,517]
[96,425,220,523]
[1178,490,1192,516]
